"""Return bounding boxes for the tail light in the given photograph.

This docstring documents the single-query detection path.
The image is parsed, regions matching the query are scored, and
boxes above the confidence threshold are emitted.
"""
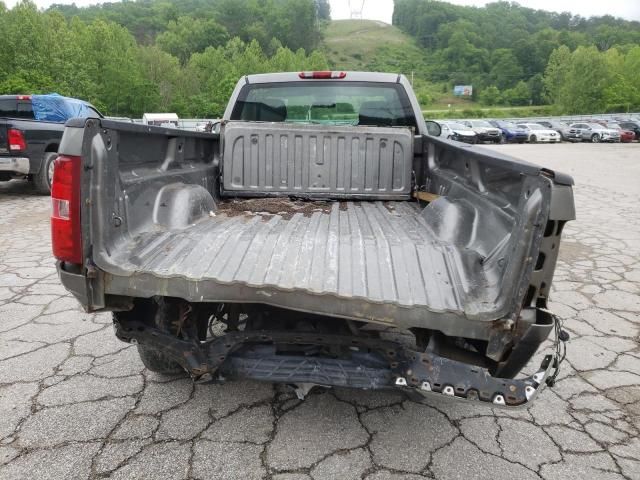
[298,71,347,79]
[51,155,83,264]
[8,129,27,151]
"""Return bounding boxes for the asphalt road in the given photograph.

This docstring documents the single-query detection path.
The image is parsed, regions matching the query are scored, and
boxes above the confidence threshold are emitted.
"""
[1,143,639,479]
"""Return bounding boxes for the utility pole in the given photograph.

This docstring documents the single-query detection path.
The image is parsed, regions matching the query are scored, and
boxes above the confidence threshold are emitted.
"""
[348,0,365,20]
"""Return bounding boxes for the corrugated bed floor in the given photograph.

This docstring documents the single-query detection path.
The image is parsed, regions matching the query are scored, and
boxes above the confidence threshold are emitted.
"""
[121,201,483,312]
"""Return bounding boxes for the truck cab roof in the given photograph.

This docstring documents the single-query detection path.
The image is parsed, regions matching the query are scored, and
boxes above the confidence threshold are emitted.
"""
[244,71,403,84]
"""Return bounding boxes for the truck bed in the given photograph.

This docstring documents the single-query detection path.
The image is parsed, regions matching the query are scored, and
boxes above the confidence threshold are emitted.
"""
[70,118,568,339]
[110,198,479,316]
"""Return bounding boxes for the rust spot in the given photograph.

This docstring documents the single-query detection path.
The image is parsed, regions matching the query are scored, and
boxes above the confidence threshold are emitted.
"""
[216,197,347,220]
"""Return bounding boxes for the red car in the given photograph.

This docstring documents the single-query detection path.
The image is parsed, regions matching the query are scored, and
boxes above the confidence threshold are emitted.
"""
[607,123,636,143]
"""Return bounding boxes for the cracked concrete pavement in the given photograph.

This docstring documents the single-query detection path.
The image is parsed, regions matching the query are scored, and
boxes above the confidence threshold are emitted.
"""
[0,143,639,479]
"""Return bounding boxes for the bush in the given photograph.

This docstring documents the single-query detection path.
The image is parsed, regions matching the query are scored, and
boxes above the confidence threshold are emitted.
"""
[478,86,501,106]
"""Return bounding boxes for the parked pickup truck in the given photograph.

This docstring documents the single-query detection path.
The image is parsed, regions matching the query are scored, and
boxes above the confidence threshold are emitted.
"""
[54,72,575,407]
[0,94,101,193]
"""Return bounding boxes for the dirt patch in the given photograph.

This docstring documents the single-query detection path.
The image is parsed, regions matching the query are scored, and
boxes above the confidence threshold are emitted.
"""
[216,197,347,220]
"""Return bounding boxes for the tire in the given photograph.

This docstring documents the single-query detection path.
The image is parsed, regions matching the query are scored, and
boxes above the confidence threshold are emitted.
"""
[137,345,184,374]
[447,135,453,140]
[591,134,600,143]
[499,135,506,144]
[119,298,184,374]
[529,135,537,144]
[34,152,58,195]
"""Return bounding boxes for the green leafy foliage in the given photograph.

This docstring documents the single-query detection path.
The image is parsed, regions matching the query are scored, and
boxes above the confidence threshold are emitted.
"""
[394,0,640,112]
[156,17,228,64]
[543,45,640,113]
[2,0,638,119]
[0,0,329,117]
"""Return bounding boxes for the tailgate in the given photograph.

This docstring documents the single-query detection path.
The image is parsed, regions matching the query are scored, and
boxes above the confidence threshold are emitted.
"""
[221,122,414,200]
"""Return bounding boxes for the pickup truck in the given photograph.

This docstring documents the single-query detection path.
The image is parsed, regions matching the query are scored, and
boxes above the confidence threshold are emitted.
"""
[0,94,101,193]
[54,72,575,407]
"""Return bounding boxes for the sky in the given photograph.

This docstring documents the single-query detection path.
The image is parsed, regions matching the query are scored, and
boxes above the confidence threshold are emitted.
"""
[328,0,640,23]
[3,0,640,22]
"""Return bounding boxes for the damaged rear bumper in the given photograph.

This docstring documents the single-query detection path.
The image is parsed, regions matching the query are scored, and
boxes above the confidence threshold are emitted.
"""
[114,319,555,408]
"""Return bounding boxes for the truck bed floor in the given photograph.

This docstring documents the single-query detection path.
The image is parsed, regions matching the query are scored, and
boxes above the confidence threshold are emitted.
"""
[109,200,486,318]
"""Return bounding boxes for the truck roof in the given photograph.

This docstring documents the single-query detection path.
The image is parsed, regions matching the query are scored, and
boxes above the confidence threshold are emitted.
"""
[244,71,404,84]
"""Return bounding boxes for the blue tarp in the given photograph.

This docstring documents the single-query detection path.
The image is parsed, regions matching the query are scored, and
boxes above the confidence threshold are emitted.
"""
[31,94,96,123]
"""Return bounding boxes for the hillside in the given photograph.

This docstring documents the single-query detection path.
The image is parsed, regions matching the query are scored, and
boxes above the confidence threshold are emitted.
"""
[322,20,476,110]
[393,0,640,113]
[323,20,418,71]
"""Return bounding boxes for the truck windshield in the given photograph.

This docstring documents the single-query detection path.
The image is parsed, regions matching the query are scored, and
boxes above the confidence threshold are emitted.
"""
[230,81,417,129]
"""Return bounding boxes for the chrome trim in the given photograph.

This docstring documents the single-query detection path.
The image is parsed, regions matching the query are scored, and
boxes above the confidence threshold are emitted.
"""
[0,156,29,175]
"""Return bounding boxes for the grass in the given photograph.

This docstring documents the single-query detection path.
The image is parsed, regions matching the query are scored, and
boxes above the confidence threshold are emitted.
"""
[322,19,423,71]
[322,20,552,118]
[322,21,480,109]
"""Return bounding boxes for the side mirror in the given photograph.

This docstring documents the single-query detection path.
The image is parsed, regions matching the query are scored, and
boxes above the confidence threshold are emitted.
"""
[425,120,441,137]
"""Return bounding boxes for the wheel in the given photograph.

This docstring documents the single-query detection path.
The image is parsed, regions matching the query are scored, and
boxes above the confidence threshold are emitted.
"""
[116,298,184,374]
[137,342,184,374]
[499,135,506,144]
[529,135,537,144]
[33,152,58,195]
[591,134,600,143]
[447,135,453,140]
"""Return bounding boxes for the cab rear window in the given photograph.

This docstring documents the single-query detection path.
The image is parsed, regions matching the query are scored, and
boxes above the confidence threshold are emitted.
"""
[0,98,35,119]
[230,81,417,129]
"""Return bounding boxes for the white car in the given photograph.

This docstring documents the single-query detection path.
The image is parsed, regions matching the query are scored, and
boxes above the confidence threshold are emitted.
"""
[516,123,561,143]
[569,123,621,143]
[439,121,478,144]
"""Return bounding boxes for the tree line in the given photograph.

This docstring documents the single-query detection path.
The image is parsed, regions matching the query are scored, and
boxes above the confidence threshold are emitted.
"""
[393,0,640,113]
[0,0,330,117]
[2,0,638,117]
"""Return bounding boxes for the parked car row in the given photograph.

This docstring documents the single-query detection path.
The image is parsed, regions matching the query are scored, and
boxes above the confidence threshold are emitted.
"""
[436,118,640,145]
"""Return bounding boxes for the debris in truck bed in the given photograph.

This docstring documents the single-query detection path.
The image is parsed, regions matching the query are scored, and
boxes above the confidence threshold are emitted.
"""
[216,197,347,220]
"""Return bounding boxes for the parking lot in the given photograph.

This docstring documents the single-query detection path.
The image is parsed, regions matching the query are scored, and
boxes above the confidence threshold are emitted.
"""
[0,143,638,479]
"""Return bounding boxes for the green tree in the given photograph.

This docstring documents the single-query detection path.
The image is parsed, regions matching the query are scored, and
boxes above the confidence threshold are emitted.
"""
[527,73,545,105]
[542,45,571,104]
[556,46,612,113]
[479,86,501,106]
[502,81,531,106]
[316,0,330,21]
[138,45,183,111]
[489,49,523,90]
[156,17,228,64]
[603,47,640,111]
